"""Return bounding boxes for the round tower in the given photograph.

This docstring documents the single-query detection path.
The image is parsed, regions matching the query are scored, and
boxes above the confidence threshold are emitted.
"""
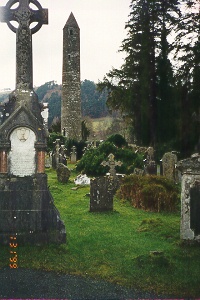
[61,12,82,140]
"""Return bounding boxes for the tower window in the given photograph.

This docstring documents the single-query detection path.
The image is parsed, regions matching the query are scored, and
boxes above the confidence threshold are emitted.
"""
[68,54,71,60]
[70,29,73,36]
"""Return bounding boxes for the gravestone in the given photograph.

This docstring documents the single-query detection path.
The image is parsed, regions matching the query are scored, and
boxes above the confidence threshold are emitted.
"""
[101,153,122,177]
[177,153,200,242]
[144,147,157,175]
[59,144,67,165]
[52,139,60,169]
[90,154,123,212]
[161,152,177,181]
[0,0,66,244]
[70,146,77,164]
[45,152,52,168]
[56,163,70,184]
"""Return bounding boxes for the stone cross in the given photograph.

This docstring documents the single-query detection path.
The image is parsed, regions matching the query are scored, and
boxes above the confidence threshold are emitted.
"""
[101,153,122,177]
[0,0,48,90]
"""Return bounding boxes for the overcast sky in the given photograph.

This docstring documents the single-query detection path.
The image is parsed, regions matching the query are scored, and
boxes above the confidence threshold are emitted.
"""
[0,0,130,90]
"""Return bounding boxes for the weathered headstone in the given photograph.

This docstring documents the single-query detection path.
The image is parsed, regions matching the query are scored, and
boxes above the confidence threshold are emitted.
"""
[59,144,67,165]
[45,152,52,168]
[70,146,77,164]
[90,154,123,212]
[56,163,70,184]
[0,0,66,245]
[101,153,122,177]
[52,139,60,169]
[144,147,157,175]
[161,152,177,181]
[177,153,200,242]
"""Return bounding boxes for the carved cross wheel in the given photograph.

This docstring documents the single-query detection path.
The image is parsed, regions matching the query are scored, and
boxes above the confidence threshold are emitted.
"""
[0,0,48,89]
[0,0,48,34]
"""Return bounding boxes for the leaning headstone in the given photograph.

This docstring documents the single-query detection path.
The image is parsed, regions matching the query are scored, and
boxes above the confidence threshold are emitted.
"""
[0,0,66,245]
[90,154,123,212]
[56,163,71,184]
[177,153,200,242]
[162,152,177,181]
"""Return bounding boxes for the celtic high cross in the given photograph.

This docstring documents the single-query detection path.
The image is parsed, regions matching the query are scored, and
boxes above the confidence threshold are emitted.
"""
[101,153,122,177]
[0,0,48,90]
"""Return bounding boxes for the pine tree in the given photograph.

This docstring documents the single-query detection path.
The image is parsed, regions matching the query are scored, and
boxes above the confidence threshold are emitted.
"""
[175,0,200,155]
[98,0,181,147]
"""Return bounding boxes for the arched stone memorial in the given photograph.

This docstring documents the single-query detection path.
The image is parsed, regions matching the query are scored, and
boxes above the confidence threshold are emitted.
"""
[177,153,200,242]
[0,0,66,245]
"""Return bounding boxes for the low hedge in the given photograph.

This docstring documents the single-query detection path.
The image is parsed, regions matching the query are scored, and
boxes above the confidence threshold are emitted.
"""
[117,174,180,212]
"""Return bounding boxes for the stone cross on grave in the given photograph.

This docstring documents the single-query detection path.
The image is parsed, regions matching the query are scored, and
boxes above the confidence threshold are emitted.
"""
[0,0,48,90]
[101,153,122,177]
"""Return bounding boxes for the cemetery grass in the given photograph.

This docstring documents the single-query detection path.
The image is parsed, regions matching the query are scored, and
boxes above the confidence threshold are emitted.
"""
[1,167,200,298]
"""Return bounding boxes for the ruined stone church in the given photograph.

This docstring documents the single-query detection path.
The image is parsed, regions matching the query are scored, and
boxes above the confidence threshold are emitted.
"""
[61,13,82,140]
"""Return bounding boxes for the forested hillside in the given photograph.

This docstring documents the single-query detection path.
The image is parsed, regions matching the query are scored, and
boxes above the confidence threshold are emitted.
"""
[0,80,109,127]
[36,80,109,126]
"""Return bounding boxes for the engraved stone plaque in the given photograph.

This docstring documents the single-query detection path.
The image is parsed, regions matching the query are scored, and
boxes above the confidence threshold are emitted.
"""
[9,127,36,177]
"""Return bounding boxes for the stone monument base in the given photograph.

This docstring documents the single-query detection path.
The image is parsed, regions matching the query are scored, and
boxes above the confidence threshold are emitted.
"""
[0,174,66,245]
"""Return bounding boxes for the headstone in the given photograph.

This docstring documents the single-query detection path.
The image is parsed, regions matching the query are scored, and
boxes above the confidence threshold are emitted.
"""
[90,154,123,212]
[0,0,66,245]
[56,163,71,184]
[134,168,145,176]
[59,144,67,165]
[101,153,122,177]
[162,152,178,181]
[52,139,60,169]
[45,152,52,168]
[70,146,77,164]
[90,176,117,212]
[177,153,200,242]
[144,147,157,175]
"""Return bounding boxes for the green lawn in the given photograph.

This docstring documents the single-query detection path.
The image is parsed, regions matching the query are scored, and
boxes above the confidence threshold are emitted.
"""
[1,167,200,298]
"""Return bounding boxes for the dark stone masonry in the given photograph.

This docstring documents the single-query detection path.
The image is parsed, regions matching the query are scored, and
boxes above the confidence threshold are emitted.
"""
[0,0,66,245]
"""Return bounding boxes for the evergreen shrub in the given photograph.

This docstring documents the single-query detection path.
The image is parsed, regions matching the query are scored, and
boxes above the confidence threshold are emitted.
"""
[117,175,180,212]
[106,134,128,148]
[76,140,143,176]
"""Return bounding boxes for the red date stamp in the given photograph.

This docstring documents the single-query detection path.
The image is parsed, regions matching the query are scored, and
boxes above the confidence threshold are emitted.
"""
[9,236,18,269]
